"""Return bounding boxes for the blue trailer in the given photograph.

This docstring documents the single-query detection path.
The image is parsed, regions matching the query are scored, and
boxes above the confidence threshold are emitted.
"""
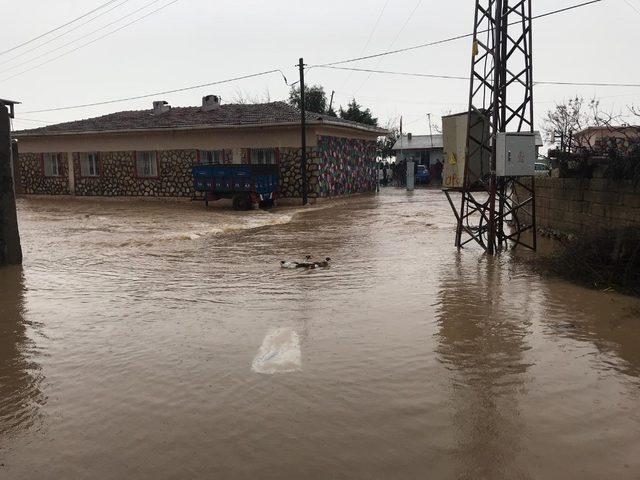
[191,164,279,210]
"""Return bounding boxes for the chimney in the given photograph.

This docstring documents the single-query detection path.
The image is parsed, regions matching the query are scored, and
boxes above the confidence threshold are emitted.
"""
[407,132,412,141]
[153,100,170,114]
[202,95,221,111]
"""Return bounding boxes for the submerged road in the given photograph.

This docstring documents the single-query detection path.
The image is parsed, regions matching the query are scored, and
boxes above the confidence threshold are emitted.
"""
[1,189,639,479]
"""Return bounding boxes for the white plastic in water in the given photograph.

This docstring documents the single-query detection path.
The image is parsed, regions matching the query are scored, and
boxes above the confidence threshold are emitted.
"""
[251,328,301,374]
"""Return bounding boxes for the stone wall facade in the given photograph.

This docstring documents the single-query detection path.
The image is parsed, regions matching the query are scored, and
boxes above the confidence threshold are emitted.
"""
[17,152,70,195]
[526,177,640,235]
[17,136,378,199]
[71,150,195,197]
[278,147,322,198]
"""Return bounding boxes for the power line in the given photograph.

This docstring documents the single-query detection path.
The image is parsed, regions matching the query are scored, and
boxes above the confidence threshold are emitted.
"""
[320,65,640,88]
[360,0,392,58]
[0,0,132,68]
[333,89,467,106]
[622,0,640,15]
[353,0,423,95]
[310,0,603,68]
[13,118,54,125]
[326,66,467,80]
[11,0,611,117]
[0,0,121,56]
[0,0,180,83]
[339,0,391,90]
[20,70,289,114]
[537,80,640,87]
[0,0,168,75]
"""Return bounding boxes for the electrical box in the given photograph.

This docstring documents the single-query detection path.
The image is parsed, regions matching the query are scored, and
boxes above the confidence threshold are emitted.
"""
[496,132,536,177]
[442,111,490,189]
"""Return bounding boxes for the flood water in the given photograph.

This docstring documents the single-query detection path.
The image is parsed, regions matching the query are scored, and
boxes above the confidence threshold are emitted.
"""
[1,189,640,479]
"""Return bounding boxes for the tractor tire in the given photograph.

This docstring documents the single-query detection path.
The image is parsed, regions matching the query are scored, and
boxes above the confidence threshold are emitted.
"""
[232,193,251,211]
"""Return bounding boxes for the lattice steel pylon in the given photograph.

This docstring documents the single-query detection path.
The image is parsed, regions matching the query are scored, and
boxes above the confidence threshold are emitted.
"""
[446,0,537,254]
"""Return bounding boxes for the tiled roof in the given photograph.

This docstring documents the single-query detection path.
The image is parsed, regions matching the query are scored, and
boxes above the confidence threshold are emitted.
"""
[15,101,386,136]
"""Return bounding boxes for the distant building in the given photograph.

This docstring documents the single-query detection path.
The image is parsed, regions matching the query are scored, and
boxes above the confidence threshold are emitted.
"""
[391,133,444,167]
[573,125,640,155]
[13,98,386,200]
[392,128,544,166]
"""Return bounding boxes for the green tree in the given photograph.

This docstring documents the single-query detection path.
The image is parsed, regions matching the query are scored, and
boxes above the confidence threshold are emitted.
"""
[288,84,329,114]
[339,99,378,126]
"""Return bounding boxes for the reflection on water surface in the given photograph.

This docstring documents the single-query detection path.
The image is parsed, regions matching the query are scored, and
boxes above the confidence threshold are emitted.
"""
[1,191,639,479]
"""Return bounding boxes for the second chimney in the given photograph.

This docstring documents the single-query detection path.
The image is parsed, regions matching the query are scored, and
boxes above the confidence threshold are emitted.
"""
[153,100,171,114]
[202,95,221,111]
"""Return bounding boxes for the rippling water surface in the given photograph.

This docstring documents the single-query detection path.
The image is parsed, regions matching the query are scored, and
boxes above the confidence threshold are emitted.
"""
[1,190,639,479]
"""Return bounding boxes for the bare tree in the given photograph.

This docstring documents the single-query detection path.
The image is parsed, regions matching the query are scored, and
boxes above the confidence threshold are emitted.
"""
[232,88,272,104]
[542,97,635,154]
[542,97,597,151]
[377,117,399,161]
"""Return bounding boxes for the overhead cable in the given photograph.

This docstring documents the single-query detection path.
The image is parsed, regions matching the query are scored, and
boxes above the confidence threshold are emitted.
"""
[0,0,168,75]
[20,70,289,114]
[0,0,180,83]
[353,0,424,94]
[0,0,121,56]
[0,0,132,67]
[319,65,640,88]
[310,0,603,68]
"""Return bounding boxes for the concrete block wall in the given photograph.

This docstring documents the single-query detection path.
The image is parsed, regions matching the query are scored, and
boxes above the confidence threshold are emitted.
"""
[529,177,640,234]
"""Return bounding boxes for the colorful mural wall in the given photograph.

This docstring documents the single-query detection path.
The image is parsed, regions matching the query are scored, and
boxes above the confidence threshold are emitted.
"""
[317,136,378,197]
[277,136,378,198]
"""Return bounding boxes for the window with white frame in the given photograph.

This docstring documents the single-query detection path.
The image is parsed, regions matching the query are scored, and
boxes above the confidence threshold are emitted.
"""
[136,151,158,177]
[198,150,224,165]
[251,148,277,165]
[80,152,100,177]
[43,153,61,177]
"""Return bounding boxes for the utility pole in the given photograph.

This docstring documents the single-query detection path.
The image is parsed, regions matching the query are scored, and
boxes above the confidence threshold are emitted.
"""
[0,100,22,265]
[328,90,335,113]
[298,58,308,205]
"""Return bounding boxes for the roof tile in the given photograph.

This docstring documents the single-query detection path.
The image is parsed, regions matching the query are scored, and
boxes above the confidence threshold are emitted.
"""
[15,101,386,136]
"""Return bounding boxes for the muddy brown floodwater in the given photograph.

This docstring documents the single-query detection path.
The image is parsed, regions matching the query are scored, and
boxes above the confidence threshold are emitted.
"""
[1,189,640,479]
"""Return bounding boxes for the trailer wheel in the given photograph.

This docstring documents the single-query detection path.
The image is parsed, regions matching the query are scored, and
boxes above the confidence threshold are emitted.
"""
[232,193,251,211]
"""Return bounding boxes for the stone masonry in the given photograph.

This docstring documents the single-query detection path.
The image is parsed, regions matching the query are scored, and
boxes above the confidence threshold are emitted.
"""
[17,136,378,199]
[72,150,195,197]
[18,152,70,195]
[278,147,322,198]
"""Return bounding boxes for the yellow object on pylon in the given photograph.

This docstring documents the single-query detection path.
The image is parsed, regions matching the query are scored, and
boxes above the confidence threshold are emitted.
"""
[472,40,479,57]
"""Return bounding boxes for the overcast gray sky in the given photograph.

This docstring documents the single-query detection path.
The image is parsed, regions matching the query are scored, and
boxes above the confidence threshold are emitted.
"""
[3,0,639,142]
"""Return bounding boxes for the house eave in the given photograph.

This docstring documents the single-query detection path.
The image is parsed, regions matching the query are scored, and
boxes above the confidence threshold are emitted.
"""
[14,119,387,138]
